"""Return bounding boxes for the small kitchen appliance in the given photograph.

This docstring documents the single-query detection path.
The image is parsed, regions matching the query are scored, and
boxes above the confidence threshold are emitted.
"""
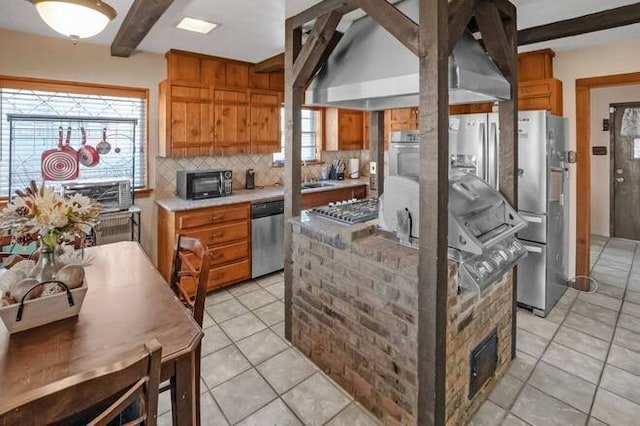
[61,179,132,213]
[245,169,255,189]
[176,169,232,200]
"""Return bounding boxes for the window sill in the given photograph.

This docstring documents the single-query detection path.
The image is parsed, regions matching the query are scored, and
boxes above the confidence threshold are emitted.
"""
[0,188,154,207]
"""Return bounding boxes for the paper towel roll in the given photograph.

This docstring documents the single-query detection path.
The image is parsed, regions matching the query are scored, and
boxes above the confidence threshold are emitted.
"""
[349,158,360,179]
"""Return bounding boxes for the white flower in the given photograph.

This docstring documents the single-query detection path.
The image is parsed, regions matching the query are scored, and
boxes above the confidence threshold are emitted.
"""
[68,193,93,215]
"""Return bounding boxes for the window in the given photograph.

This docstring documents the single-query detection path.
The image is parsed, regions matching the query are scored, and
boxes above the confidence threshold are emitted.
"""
[273,107,321,164]
[0,79,147,197]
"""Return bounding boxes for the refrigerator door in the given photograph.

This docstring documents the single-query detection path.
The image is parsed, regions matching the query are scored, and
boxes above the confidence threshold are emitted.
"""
[517,240,547,313]
[449,114,488,181]
[517,211,547,244]
[518,111,548,214]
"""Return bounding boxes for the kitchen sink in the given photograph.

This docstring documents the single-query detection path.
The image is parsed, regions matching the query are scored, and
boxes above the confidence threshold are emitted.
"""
[301,182,335,189]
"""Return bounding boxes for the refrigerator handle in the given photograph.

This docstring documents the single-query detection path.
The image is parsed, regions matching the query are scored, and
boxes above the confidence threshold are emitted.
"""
[479,122,487,182]
[489,120,498,189]
[523,244,543,253]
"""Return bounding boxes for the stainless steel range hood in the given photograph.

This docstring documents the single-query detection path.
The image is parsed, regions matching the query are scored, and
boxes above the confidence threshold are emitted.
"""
[305,0,511,111]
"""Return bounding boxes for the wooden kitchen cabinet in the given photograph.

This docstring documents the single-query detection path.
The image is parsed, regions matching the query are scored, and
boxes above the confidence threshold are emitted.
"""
[159,81,214,157]
[325,108,364,151]
[518,49,554,82]
[384,107,419,146]
[213,89,249,155]
[249,91,280,154]
[301,185,367,209]
[519,78,563,116]
[157,203,251,294]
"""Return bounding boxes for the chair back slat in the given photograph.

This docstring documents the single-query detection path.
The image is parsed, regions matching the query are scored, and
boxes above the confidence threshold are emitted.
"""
[169,234,211,328]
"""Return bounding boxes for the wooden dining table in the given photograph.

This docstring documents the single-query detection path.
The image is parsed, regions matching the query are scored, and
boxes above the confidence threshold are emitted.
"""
[0,241,203,425]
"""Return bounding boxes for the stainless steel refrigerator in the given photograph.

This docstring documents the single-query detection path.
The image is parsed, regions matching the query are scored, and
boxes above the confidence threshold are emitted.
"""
[448,113,500,189]
[516,111,568,317]
[449,110,569,317]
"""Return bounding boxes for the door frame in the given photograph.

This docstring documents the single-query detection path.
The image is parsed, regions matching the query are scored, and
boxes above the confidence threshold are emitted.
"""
[609,101,640,238]
[576,72,640,281]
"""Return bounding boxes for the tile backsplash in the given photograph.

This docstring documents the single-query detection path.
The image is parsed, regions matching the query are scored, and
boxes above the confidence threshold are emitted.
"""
[155,150,371,198]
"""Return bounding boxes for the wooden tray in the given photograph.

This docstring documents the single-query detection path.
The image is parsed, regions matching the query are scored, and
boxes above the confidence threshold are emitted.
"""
[0,283,87,334]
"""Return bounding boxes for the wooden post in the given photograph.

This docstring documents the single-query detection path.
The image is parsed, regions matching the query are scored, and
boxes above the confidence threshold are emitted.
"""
[496,5,519,359]
[417,0,449,424]
[369,111,385,196]
[283,20,302,342]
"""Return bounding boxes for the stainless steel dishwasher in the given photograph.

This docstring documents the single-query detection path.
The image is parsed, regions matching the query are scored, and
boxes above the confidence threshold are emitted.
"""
[251,199,284,278]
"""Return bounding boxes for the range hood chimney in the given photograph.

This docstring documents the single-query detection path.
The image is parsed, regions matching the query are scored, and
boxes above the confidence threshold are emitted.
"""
[305,0,511,111]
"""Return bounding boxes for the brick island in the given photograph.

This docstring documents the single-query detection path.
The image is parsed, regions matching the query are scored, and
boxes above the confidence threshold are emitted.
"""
[290,213,514,425]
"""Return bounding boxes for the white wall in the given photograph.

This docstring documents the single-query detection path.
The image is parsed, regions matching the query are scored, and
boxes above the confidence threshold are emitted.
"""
[0,28,166,261]
[589,85,640,237]
[551,38,640,275]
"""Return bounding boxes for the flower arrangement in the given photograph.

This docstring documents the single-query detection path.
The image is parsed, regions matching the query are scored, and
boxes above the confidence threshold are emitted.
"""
[0,181,101,252]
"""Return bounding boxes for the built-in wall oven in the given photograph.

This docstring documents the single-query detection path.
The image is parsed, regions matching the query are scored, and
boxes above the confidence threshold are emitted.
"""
[389,130,420,180]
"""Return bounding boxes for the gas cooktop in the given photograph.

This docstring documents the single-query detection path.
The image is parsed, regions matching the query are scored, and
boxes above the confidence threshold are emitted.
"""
[310,198,379,224]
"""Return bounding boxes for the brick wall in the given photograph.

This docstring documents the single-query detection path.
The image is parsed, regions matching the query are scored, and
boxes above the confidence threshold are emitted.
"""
[290,216,513,425]
[445,269,513,425]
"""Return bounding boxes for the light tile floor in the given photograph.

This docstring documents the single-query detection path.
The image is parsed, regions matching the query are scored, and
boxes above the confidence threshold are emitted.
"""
[157,272,381,426]
[471,236,640,426]
[160,236,640,425]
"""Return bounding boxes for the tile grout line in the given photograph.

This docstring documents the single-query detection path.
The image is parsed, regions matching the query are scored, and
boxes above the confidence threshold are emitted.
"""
[504,290,582,422]
[585,240,638,421]
[206,282,313,425]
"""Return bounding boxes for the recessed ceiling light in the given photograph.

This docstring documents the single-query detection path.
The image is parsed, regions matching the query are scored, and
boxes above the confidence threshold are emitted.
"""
[176,17,219,34]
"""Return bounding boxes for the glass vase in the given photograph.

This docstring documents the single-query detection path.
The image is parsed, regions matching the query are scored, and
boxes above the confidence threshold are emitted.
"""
[31,245,63,282]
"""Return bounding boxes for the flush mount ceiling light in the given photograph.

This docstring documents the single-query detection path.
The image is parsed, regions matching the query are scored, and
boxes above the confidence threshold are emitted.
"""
[176,17,220,34]
[32,0,117,39]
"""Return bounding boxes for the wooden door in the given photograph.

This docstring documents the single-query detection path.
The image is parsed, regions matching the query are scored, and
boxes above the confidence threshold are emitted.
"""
[213,89,249,155]
[338,110,364,150]
[249,92,280,153]
[612,103,640,240]
[170,85,212,156]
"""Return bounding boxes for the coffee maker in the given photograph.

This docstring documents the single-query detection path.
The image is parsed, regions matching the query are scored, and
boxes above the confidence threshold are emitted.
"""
[245,169,255,189]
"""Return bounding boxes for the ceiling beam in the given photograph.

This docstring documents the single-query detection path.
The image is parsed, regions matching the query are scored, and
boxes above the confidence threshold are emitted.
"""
[292,11,343,87]
[518,3,640,46]
[289,0,358,31]
[111,0,174,57]
[355,0,419,55]
[255,53,285,73]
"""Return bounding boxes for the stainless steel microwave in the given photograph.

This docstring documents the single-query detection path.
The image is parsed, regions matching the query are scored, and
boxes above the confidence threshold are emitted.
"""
[176,169,232,200]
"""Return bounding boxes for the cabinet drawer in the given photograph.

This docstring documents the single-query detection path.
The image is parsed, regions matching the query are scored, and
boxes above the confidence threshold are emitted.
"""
[209,259,250,288]
[210,241,249,266]
[178,204,249,229]
[519,96,552,111]
[520,81,552,97]
[184,222,249,246]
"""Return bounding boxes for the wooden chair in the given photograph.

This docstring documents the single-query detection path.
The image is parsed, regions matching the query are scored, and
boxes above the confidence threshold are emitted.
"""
[0,339,162,426]
[166,234,210,424]
[169,234,211,327]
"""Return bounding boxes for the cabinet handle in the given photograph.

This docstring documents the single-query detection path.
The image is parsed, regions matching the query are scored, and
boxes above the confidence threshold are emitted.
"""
[211,215,223,221]
[212,232,223,238]
[212,253,224,260]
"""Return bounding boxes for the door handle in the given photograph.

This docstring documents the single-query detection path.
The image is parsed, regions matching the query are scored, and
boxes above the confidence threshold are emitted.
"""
[523,245,543,253]
[616,177,625,183]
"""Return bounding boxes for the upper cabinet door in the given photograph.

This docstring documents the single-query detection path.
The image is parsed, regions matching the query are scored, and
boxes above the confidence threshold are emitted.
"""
[213,89,249,155]
[169,84,213,156]
[249,92,280,154]
[325,108,364,151]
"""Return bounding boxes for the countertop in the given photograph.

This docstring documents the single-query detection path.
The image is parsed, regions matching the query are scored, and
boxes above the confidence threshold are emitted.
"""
[155,177,370,212]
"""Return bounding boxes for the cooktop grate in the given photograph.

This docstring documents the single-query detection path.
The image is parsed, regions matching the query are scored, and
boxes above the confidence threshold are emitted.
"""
[310,197,378,224]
